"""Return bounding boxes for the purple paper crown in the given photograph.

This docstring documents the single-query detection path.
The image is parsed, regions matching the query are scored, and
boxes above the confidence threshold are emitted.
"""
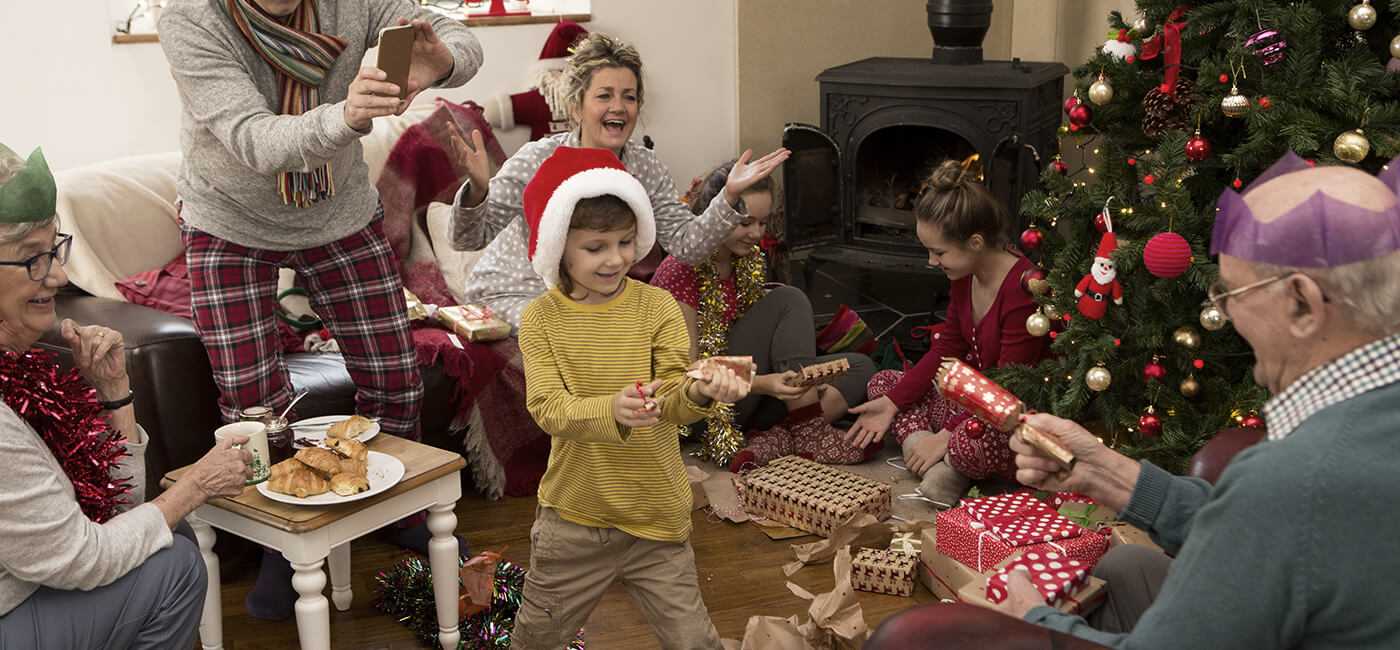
[1211,151,1400,267]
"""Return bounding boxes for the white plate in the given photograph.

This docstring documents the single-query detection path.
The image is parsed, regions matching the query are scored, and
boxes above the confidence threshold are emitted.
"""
[256,451,405,506]
[291,415,380,448]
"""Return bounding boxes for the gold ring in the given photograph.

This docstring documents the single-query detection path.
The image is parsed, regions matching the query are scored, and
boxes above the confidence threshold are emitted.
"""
[96,331,105,337]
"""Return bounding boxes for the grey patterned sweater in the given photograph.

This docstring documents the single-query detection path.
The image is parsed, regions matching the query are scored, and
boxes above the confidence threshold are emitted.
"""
[449,131,743,331]
[159,0,483,250]
[0,402,165,615]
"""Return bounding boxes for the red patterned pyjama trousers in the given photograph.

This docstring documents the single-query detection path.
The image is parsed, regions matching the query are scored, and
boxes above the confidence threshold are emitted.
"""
[181,208,423,440]
[867,369,1015,479]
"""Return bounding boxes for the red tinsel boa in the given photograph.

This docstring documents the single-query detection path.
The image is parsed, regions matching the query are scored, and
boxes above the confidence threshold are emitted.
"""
[0,348,131,522]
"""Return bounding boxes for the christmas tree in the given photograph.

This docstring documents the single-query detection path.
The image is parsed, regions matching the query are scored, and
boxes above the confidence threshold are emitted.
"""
[986,0,1400,473]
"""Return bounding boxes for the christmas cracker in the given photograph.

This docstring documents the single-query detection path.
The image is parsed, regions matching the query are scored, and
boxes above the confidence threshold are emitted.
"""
[933,358,1075,477]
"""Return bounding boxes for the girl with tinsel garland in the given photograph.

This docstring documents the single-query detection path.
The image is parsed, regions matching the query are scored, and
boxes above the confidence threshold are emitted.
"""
[846,158,1050,507]
[514,147,750,649]
[0,143,254,647]
[651,161,879,472]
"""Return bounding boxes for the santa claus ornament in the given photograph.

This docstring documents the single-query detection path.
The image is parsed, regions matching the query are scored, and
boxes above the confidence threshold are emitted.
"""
[1074,209,1124,320]
[482,21,589,141]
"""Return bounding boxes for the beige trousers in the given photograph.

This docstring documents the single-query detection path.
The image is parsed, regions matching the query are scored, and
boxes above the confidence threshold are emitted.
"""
[511,506,722,650]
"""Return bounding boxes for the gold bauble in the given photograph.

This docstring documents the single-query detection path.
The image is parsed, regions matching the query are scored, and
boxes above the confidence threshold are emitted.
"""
[1088,74,1114,106]
[1334,129,1370,164]
[1173,326,1201,349]
[1085,366,1113,392]
[1043,302,1063,320]
[1026,311,1052,337]
[1348,0,1377,30]
[1391,34,1400,59]
[1180,374,1201,398]
[1132,17,1153,34]
[1199,304,1227,331]
[1221,85,1250,118]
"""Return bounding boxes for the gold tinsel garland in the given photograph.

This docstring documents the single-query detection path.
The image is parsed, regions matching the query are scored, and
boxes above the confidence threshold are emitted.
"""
[695,247,767,466]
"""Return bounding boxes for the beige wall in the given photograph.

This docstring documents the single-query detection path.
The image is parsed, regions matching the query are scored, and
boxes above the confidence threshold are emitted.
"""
[736,0,1137,158]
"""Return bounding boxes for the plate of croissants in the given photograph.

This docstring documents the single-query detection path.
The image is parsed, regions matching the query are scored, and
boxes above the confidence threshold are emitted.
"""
[257,438,405,505]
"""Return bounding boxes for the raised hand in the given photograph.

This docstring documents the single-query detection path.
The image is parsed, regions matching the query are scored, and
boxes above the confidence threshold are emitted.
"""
[845,395,898,448]
[448,122,490,207]
[60,319,128,403]
[723,148,791,207]
[614,379,664,428]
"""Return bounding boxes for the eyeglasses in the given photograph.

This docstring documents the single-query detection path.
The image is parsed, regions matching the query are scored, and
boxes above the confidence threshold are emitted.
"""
[0,233,72,282]
[1201,273,1286,319]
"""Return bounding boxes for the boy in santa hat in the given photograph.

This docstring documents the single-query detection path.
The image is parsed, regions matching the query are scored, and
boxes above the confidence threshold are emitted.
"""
[1075,230,1124,320]
[513,146,750,649]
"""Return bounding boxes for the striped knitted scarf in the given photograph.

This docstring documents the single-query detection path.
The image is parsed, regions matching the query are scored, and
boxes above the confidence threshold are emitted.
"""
[221,0,348,207]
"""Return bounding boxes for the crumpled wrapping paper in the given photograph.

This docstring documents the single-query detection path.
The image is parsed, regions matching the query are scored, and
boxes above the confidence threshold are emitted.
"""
[783,513,891,576]
[722,546,870,650]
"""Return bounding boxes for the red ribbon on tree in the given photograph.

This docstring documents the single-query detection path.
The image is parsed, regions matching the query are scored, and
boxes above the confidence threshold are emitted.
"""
[1140,6,1191,100]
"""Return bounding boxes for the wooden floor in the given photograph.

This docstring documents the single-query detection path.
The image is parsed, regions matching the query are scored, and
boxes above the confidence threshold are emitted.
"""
[206,474,936,649]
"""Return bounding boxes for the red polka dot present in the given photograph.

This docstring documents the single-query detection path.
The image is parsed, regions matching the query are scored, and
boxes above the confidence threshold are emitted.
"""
[851,547,918,597]
[985,550,1089,609]
[934,496,1108,572]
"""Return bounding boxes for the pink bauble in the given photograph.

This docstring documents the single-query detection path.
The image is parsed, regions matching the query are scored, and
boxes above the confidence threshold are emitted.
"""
[1240,414,1265,429]
[1050,160,1069,175]
[1142,362,1167,383]
[1138,412,1163,436]
[1020,228,1045,251]
[1063,96,1080,115]
[1068,104,1093,127]
[1143,232,1192,278]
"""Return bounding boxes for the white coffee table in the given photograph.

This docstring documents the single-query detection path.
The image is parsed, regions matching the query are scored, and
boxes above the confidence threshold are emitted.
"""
[162,434,466,650]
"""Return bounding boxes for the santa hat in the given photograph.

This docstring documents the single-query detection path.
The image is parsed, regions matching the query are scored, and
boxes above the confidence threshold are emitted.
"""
[1095,232,1118,261]
[524,147,655,288]
[535,20,588,74]
[487,21,589,135]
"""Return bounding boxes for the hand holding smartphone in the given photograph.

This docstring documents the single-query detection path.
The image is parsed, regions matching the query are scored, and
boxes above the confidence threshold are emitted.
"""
[376,25,414,100]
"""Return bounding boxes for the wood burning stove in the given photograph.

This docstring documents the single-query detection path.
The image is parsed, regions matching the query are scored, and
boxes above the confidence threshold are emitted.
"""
[782,2,1067,285]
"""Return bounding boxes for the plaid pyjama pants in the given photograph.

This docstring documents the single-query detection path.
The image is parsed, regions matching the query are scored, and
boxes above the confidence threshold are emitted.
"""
[180,206,423,440]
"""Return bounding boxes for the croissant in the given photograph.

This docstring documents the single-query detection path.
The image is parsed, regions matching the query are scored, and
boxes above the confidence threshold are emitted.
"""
[329,473,371,496]
[295,447,343,477]
[324,437,367,463]
[270,458,309,480]
[337,457,367,477]
[268,468,329,498]
[327,415,374,440]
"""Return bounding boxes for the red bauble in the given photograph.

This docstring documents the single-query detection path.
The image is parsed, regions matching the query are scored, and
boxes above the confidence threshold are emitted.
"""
[1064,95,1080,114]
[1019,265,1049,295]
[1144,174,1155,184]
[1185,134,1212,162]
[1127,157,1137,166]
[1259,97,1271,108]
[1233,178,1243,188]
[1094,212,1109,233]
[964,419,986,439]
[1138,411,1163,436]
[1068,104,1093,127]
[1020,228,1045,251]
[1142,362,1167,383]
[1240,413,1265,429]
[1050,160,1069,175]
[1218,73,1229,83]
[1143,232,1192,278]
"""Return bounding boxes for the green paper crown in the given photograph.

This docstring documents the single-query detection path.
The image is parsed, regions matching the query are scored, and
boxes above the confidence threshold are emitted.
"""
[0,144,57,224]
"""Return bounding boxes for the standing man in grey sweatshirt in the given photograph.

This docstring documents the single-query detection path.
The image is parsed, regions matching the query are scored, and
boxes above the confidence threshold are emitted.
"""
[159,0,482,620]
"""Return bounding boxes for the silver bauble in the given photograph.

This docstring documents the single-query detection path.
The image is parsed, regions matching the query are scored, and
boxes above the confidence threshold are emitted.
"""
[1199,304,1227,331]
[1085,366,1113,392]
[1088,74,1114,106]
[1349,1,1377,30]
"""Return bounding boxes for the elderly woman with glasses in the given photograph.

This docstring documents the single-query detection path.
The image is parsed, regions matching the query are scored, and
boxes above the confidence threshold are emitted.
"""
[0,144,253,649]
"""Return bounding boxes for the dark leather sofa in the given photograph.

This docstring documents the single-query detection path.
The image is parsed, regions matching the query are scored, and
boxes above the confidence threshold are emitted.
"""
[39,286,461,499]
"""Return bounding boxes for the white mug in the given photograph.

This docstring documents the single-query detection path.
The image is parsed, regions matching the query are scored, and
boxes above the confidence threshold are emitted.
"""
[214,421,271,485]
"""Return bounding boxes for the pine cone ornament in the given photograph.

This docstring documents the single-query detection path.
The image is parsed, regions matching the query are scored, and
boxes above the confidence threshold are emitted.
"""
[1140,77,1196,139]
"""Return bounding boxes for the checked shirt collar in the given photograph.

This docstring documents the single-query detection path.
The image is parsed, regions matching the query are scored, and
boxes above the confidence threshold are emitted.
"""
[1263,330,1400,441]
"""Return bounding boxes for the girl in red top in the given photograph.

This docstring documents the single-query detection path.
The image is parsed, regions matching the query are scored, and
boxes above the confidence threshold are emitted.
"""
[847,158,1049,505]
[651,161,878,472]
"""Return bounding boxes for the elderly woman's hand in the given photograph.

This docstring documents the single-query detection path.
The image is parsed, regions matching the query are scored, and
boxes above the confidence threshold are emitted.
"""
[60,319,128,403]
[184,435,255,501]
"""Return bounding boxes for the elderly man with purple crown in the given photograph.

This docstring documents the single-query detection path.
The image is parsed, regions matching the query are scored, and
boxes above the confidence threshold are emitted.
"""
[867,151,1400,649]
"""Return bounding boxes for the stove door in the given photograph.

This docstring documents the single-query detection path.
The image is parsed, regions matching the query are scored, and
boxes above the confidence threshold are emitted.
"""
[781,123,843,252]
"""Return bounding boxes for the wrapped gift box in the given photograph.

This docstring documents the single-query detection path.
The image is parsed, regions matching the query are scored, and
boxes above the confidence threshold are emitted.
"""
[956,567,1108,617]
[851,547,917,597]
[936,505,1108,573]
[438,304,510,343]
[918,527,989,601]
[986,549,1089,607]
[740,455,891,537]
[1103,522,1163,553]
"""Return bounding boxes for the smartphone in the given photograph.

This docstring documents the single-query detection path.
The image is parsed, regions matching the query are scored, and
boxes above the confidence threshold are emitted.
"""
[376,25,414,100]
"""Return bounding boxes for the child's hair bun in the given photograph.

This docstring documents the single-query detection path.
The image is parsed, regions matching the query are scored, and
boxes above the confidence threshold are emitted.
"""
[926,159,968,193]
